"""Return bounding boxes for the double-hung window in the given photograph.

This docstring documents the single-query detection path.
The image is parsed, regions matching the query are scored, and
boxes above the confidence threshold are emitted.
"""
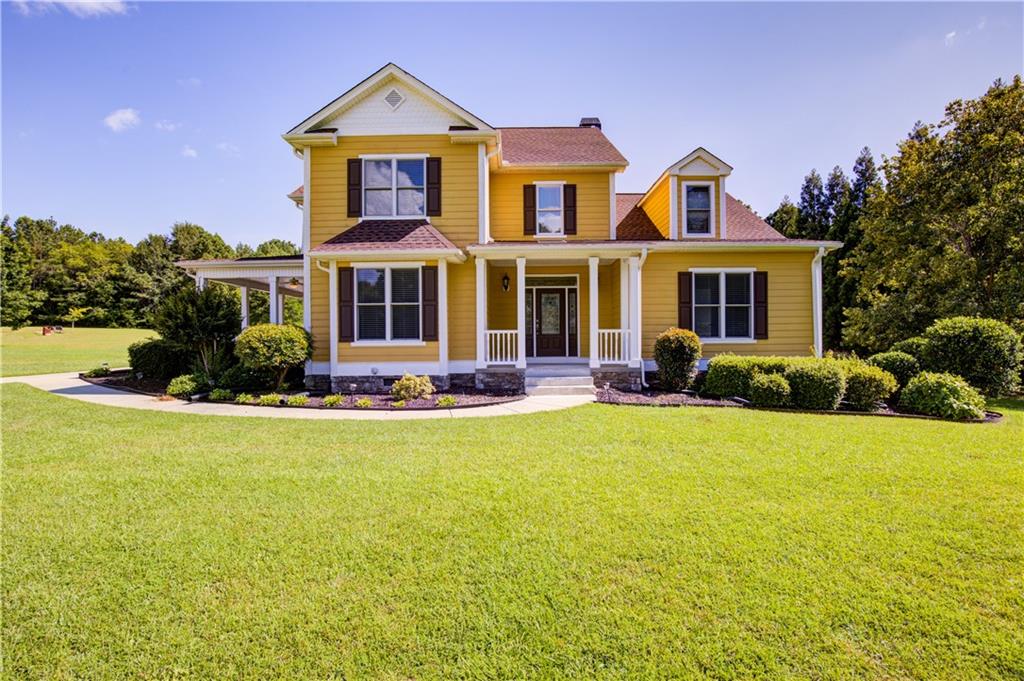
[693,271,753,340]
[355,266,421,341]
[684,184,713,235]
[363,158,426,218]
[535,184,564,235]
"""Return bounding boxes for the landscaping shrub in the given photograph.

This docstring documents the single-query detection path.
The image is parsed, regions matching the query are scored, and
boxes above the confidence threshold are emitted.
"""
[167,373,207,398]
[234,324,312,391]
[83,365,110,378]
[391,400,406,408]
[889,336,930,362]
[784,360,846,410]
[703,355,790,398]
[208,388,234,402]
[127,338,190,380]
[152,286,240,376]
[749,373,791,408]
[323,395,344,407]
[841,361,897,411]
[354,397,373,409]
[390,373,435,401]
[900,371,986,421]
[436,395,457,408]
[234,393,255,405]
[867,351,920,391]
[921,317,1023,396]
[653,328,702,391]
[256,393,282,407]
[216,362,276,393]
[286,394,309,407]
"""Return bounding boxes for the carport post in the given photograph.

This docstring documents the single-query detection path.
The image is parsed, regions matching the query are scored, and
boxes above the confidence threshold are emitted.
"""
[240,287,250,329]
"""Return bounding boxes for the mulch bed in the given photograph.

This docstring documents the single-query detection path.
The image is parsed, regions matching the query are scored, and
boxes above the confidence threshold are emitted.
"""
[82,371,168,396]
[223,392,523,411]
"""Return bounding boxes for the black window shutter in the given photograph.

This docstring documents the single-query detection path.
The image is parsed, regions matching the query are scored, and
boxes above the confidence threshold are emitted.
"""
[753,271,768,339]
[338,267,355,342]
[421,266,438,341]
[523,185,536,235]
[678,272,693,330]
[426,158,442,216]
[347,159,362,218]
[563,184,577,235]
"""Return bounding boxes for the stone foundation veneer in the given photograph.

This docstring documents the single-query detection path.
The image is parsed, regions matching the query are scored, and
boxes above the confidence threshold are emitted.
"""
[474,368,525,395]
[330,374,452,395]
[304,374,332,393]
[591,367,642,392]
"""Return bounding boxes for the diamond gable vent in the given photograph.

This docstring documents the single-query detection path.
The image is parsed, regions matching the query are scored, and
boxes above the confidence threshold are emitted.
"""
[384,88,405,110]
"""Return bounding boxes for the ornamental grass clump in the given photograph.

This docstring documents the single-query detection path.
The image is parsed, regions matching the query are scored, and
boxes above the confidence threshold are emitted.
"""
[841,361,897,412]
[354,397,373,409]
[234,324,312,391]
[391,400,407,409]
[435,395,457,408]
[899,371,986,421]
[749,373,791,408]
[390,373,435,401]
[256,393,282,407]
[784,360,846,411]
[653,328,702,391]
[323,395,344,407]
[234,393,255,405]
[286,394,309,407]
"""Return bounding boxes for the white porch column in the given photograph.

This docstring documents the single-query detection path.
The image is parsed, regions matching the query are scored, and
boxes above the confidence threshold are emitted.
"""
[588,256,600,368]
[277,292,285,322]
[619,258,629,329]
[195,275,206,292]
[438,259,449,376]
[475,257,487,369]
[268,276,279,324]
[812,247,824,357]
[515,257,526,369]
[628,256,642,367]
[240,287,250,329]
[328,262,338,375]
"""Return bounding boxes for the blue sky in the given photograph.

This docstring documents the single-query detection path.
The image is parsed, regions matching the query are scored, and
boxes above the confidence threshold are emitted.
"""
[3,2,1021,246]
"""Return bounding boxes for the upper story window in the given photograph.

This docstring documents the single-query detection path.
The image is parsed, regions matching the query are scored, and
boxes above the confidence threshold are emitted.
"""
[693,271,752,340]
[684,184,712,235]
[355,266,421,341]
[363,158,425,218]
[536,184,564,235]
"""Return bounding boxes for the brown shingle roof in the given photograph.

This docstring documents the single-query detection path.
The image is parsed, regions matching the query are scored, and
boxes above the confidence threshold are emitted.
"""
[724,194,785,240]
[615,193,664,241]
[613,192,786,241]
[313,220,459,253]
[498,127,628,166]
[288,185,303,198]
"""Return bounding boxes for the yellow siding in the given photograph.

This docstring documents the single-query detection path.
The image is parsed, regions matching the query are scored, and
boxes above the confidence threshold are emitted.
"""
[309,265,330,361]
[676,176,723,239]
[490,171,612,241]
[598,262,619,328]
[340,342,438,363]
[641,251,815,358]
[447,261,476,361]
[640,175,670,238]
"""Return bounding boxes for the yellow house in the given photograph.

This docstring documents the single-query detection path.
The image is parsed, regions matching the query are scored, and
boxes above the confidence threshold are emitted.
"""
[180,64,840,394]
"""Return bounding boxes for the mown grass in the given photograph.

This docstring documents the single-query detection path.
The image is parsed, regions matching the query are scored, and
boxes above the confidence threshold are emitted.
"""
[0,327,154,376]
[3,384,1022,679]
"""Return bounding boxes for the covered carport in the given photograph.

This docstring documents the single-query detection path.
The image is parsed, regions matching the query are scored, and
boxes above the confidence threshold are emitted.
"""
[175,255,303,327]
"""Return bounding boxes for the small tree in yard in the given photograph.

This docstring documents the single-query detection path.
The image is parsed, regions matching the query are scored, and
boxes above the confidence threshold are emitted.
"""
[62,307,90,328]
[234,324,311,391]
[153,286,240,377]
[653,328,702,391]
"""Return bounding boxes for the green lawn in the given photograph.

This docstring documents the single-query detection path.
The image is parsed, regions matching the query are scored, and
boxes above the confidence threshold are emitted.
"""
[3,385,1022,679]
[0,326,154,377]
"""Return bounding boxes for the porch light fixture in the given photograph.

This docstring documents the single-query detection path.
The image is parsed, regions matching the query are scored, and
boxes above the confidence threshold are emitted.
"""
[502,273,510,292]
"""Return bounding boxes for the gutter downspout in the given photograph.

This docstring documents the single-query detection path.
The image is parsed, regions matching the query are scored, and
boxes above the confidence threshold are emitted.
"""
[637,247,650,388]
[484,146,500,243]
[811,246,825,358]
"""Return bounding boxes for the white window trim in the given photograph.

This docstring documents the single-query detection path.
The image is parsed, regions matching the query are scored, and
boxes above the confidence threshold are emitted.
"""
[681,180,716,239]
[361,157,427,219]
[533,181,565,237]
[691,269,755,343]
[354,264,423,343]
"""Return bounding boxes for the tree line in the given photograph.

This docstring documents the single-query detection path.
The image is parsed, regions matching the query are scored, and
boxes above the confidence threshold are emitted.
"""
[765,75,1023,353]
[0,218,301,329]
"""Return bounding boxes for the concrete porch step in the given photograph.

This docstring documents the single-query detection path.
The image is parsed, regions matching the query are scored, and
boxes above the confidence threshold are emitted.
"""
[525,365,592,378]
[525,375,595,387]
[525,384,597,397]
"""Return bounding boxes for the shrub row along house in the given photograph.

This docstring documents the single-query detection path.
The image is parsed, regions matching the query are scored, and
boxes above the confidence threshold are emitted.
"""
[178,64,840,394]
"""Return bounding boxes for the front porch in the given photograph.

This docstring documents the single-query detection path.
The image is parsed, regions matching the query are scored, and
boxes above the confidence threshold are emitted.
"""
[177,256,305,327]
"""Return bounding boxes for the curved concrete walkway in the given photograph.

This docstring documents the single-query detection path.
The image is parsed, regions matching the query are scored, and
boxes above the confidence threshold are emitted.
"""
[0,372,594,420]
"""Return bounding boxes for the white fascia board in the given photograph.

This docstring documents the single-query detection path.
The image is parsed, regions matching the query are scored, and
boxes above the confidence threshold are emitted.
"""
[307,249,466,262]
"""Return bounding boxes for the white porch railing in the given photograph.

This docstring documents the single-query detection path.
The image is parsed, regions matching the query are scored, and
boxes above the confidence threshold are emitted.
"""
[485,330,519,365]
[598,329,630,364]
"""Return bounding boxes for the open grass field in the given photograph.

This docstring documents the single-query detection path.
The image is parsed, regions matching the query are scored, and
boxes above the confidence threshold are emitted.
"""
[0,327,154,377]
[3,384,1022,679]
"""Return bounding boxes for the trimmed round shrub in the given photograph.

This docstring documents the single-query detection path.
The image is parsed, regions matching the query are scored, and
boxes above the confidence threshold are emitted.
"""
[391,373,435,401]
[867,351,920,391]
[703,355,791,398]
[921,317,1023,396]
[841,361,898,412]
[653,328,702,391]
[784,360,846,411]
[749,372,791,408]
[167,373,203,398]
[234,324,312,391]
[890,336,930,362]
[216,362,276,393]
[128,338,191,380]
[900,371,986,421]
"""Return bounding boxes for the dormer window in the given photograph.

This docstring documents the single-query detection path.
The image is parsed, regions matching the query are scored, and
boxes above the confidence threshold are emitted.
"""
[684,184,713,235]
[536,183,564,235]
[363,157,425,217]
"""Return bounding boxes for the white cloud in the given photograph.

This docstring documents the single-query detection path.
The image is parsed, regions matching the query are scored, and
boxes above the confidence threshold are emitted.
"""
[215,142,240,156]
[154,120,180,132]
[13,1,130,18]
[103,108,140,132]
[176,77,202,88]
[944,31,957,46]
[181,145,198,159]
[977,17,987,31]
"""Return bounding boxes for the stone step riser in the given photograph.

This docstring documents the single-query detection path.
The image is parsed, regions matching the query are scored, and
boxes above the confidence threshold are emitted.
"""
[525,376,596,387]
[525,385,597,396]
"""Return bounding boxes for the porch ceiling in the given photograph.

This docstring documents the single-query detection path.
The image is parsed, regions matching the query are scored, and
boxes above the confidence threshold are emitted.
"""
[208,277,303,297]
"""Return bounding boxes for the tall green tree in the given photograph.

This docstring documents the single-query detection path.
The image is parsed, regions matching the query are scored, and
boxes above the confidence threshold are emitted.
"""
[765,196,799,236]
[844,76,1024,351]
[796,170,829,239]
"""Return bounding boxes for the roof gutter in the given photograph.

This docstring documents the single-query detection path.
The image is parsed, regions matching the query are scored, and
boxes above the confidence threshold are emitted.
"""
[307,248,467,263]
